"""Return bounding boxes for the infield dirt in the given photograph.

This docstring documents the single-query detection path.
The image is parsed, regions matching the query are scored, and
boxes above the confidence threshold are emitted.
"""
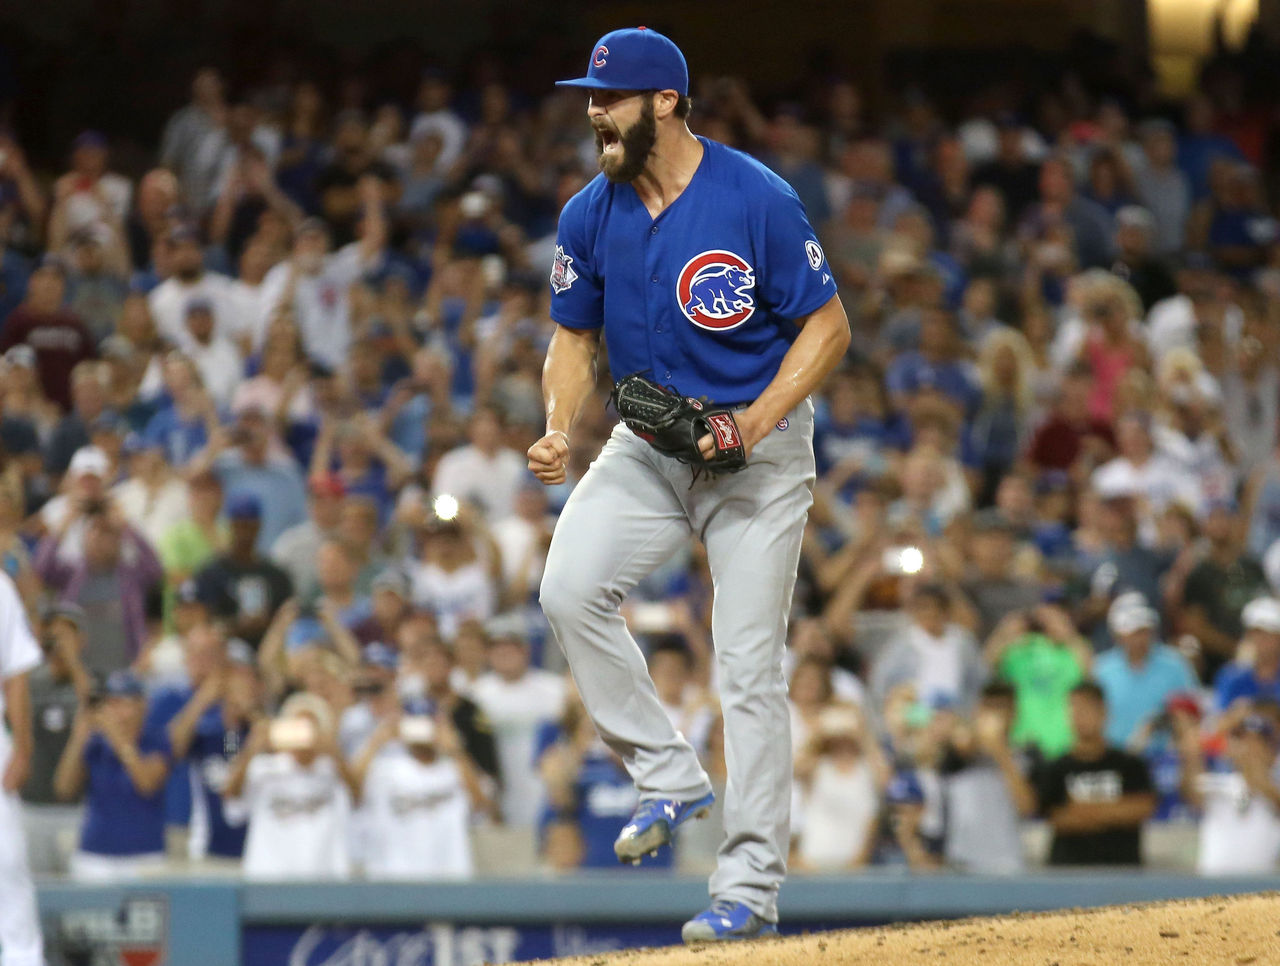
[520,892,1280,965]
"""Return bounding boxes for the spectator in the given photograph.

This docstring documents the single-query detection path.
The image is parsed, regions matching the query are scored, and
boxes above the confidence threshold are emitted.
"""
[1022,154,1114,269]
[112,435,189,552]
[971,113,1041,218]
[256,179,387,371]
[1094,594,1197,751]
[884,308,978,417]
[397,626,499,782]
[1176,701,1280,875]
[984,604,1091,758]
[192,493,293,648]
[1092,416,1198,530]
[470,631,566,826]
[159,69,227,203]
[124,169,181,272]
[871,582,986,714]
[1036,680,1156,866]
[63,224,129,341]
[147,226,238,352]
[141,354,217,468]
[44,360,110,476]
[937,682,1037,873]
[202,406,308,552]
[337,642,400,758]
[1109,206,1176,311]
[181,298,243,408]
[408,505,500,641]
[0,256,95,411]
[269,472,344,595]
[156,470,226,606]
[159,634,256,845]
[1213,596,1280,710]
[1180,501,1268,678]
[49,132,131,242]
[960,510,1041,641]
[353,567,411,648]
[223,692,356,879]
[539,692,669,870]
[20,603,93,874]
[967,330,1037,501]
[53,670,171,880]
[432,407,527,519]
[354,699,489,879]
[791,705,887,871]
[1133,119,1191,255]
[1027,362,1115,477]
[36,500,163,676]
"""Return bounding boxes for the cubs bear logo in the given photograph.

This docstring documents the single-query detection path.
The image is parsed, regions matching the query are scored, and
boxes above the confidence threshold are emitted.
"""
[676,250,756,331]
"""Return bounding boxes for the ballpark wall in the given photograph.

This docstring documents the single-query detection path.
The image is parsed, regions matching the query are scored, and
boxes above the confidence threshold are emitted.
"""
[36,873,1280,966]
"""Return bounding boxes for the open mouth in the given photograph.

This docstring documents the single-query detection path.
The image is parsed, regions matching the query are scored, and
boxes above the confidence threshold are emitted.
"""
[596,126,621,153]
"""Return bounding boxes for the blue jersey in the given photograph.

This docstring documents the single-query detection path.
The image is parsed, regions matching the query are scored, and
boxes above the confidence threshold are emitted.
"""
[80,730,171,856]
[550,137,838,404]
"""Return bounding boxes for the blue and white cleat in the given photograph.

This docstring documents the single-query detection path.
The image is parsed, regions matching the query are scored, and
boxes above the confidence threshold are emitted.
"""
[613,792,715,865]
[681,900,779,943]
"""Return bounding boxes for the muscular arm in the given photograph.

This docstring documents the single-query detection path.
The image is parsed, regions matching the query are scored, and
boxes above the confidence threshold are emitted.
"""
[704,294,851,459]
[527,324,601,485]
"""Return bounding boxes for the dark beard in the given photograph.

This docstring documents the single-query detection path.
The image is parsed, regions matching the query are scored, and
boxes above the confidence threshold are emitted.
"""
[596,98,656,184]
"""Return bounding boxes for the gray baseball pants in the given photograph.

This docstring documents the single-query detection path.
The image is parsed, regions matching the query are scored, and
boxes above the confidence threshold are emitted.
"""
[540,399,814,921]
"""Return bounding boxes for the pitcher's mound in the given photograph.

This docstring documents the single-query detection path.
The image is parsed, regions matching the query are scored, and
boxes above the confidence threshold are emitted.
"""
[521,892,1279,965]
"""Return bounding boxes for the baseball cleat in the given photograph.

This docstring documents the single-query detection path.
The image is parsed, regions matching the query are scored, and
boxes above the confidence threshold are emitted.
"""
[613,792,715,864]
[681,900,779,943]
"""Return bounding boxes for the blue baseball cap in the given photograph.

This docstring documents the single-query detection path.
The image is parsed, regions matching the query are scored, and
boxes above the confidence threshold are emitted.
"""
[556,27,689,96]
[104,669,145,699]
[226,493,262,521]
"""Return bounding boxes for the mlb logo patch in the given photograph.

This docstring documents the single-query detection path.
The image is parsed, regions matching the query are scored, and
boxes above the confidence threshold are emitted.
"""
[676,250,756,331]
[550,245,578,294]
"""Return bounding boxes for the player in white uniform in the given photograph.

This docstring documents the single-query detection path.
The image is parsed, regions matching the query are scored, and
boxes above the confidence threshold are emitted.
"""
[0,573,44,966]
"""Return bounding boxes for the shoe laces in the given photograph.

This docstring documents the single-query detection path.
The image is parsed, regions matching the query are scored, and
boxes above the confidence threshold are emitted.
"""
[708,900,739,919]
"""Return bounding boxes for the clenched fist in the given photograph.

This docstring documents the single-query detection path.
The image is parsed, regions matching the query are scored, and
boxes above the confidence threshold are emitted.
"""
[527,431,570,485]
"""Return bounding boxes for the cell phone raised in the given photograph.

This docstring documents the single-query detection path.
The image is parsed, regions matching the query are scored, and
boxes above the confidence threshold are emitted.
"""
[269,716,317,751]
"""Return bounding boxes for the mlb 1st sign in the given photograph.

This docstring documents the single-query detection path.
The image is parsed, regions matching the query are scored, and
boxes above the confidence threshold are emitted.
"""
[54,896,168,966]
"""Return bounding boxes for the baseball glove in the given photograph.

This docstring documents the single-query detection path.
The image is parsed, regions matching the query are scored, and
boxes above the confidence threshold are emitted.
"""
[610,374,747,473]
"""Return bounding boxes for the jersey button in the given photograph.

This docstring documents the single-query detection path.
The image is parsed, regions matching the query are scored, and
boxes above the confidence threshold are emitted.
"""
[650,274,659,283]
[650,226,659,235]
[656,324,663,332]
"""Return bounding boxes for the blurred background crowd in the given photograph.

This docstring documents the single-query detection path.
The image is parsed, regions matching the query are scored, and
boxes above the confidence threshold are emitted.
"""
[3,10,1280,884]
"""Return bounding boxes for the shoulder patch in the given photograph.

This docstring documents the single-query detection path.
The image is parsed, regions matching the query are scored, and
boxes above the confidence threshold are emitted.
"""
[550,245,578,294]
[805,239,825,271]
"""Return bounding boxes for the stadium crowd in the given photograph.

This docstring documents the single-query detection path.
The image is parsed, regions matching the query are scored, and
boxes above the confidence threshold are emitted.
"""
[3,38,1280,882]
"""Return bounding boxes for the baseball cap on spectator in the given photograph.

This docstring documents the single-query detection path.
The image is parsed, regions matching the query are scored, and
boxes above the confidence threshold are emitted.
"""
[971,508,1014,534]
[1035,470,1072,495]
[4,345,36,369]
[556,27,689,96]
[286,617,327,651]
[361,642,399,672]
[103,669,145,699]
[402,696,436,717]
[226,493,263,520]
[99,335,136,361]
[371,567,410,599]
[72,130,108,151]
[1233,714,1278,743]
[68,446,110,480]
[1108,595,1158,636]
[1165,692,1203,722]
[309,473,345,499]
[226,638,256,667]
[1242,597,1280,635]
[174,579,202,605]
[1115,206,1155,233]
[45,601,87,630]
[90,410,128,437]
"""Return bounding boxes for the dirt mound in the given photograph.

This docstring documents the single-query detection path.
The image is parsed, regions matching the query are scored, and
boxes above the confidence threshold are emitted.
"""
[521,893,1280,965]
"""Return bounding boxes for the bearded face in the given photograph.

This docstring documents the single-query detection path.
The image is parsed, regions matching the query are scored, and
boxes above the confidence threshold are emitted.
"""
[594,95,657,184]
